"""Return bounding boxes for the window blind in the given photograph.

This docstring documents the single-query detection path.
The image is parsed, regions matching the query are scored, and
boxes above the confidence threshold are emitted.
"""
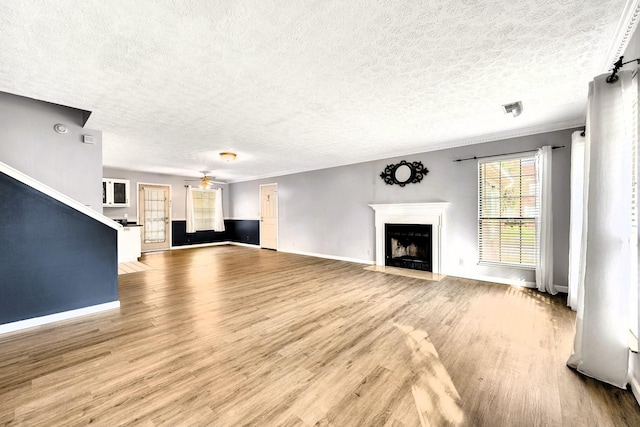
[478,156,538,268]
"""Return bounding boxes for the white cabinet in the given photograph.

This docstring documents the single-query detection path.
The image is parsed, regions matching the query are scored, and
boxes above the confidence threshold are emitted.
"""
[103,178,130,207]
[118,226,142,263]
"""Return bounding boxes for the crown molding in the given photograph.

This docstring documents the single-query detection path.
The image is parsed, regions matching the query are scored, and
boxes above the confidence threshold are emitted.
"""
[601,0,640,72]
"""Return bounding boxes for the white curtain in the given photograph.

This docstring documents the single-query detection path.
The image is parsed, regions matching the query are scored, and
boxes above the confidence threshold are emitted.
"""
[186,186,196,233]
[535,145,555,294]
[214,188,225,232]
[567,131,586,310]
[567,71,634,389]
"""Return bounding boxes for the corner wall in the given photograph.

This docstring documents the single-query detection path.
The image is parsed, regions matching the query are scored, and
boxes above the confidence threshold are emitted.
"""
[230,129,573,287]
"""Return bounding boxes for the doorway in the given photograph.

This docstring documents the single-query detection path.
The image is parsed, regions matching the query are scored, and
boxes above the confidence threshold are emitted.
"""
[138,184,171,252]
[260,184,278,250]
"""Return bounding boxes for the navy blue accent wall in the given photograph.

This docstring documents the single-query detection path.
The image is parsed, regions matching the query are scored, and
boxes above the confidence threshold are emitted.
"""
[225,219,260,245]
[0,172,118,325]
[171,221,226,246]
[172,219,259,246]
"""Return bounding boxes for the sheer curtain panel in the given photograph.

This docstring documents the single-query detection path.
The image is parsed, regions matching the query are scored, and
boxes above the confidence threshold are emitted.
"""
[567,71,634,388]
[186,186,196,233]
[567,131,586,311]
[214,188,225,232]
[535,145,555,294]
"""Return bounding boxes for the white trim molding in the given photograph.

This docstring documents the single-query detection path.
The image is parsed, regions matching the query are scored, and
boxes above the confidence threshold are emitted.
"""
[602,0,640,72]
[283,249,374,265]
[631,374,640,407]
[0,160,120,230]
[629,352,640,406]
[0,301,120,335]
[171,241,261,250]
[447,271,536,289]
[369,202,449,275]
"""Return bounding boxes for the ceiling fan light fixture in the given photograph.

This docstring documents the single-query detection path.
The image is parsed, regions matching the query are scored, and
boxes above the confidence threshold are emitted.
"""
[200,178,211,188]
[219,151,237,162]
[502,101,523,117]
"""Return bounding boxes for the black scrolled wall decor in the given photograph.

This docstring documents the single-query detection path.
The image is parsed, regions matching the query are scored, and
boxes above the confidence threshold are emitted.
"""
[379,160,429,187]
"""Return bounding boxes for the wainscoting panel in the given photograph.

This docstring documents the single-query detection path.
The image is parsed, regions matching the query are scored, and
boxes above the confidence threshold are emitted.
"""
[171,219,259,247]
[225,219,260,245]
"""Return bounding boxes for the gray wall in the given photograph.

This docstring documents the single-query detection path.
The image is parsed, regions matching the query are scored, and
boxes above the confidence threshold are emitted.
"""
[0,92,103,211]
[102,167,230,222]
[230,129,573,286]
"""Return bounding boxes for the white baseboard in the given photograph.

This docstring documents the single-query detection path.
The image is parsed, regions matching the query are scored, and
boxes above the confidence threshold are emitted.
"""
[446,270,536,288]
[229,242,261,248]
[0,301,120,335]
[446,270,569,294]
[171,241,230,250]
[630,372,640,407]
[171,241,261,250]
[282,249,374,265]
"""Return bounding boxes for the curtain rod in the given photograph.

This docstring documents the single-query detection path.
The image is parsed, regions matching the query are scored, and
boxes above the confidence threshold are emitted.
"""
[453,145,565,163]
[607,56,640,83]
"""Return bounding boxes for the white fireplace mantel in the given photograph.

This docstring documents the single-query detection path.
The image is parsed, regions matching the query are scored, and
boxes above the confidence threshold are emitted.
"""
[369,203,449,274]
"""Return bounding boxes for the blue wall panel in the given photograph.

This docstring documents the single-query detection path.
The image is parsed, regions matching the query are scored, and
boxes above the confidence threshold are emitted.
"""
[0,172,118,324]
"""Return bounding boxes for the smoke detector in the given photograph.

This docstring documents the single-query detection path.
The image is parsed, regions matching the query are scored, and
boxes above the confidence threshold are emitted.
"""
[53,123,69,134]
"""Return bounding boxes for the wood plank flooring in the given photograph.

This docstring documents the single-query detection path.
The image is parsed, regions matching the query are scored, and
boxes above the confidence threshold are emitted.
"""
[118,261,154,275]
[1,245,639,426]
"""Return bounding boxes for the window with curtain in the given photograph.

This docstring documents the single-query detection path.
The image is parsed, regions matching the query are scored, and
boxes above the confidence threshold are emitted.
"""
[478,155,538,268]
[186,187,225,233]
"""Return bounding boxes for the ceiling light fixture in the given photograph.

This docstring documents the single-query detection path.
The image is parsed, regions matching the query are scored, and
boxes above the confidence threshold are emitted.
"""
[219,151,237,162]
[502,101,523,117]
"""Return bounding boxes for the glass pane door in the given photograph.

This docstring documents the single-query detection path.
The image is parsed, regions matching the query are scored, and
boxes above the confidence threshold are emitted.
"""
[144,188,166,243]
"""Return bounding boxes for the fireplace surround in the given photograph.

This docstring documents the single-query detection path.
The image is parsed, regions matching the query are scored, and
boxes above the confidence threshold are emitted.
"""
[369,203,449,274]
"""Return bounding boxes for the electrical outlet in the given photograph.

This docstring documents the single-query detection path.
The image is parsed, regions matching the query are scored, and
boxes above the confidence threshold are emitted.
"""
[459,258,464,266]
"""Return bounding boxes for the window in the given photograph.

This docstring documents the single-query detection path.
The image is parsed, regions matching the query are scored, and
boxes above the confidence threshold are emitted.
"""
[191,188,217,231]
[478,155,538,268]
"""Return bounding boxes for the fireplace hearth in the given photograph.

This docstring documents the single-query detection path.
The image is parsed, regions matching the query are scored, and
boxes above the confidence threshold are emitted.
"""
[385,223,432,271]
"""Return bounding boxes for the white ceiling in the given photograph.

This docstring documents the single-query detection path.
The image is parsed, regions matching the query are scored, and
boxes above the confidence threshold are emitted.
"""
[0,1,634,182]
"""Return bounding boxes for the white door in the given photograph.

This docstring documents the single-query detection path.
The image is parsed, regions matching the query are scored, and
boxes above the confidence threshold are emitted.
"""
[260,184,278,250]
[139,185,171,252]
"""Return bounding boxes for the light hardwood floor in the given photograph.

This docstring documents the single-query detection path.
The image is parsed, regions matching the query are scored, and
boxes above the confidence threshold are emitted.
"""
[1,245,639,426]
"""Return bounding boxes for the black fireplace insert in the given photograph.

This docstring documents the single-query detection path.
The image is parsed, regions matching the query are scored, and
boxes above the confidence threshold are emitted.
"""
[385,223,432,271]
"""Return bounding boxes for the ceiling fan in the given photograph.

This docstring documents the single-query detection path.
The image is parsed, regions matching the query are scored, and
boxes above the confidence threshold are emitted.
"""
[185,171,227,188]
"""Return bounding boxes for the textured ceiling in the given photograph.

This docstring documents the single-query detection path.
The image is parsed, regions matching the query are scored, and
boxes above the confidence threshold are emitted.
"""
[0,1,634,182]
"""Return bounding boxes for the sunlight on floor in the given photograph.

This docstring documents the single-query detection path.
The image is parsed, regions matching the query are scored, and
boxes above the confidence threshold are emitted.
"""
[395,323,464,426]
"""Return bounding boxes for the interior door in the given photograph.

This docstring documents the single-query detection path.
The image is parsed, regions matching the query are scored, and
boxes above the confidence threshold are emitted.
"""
[260,184,278,250]
[139,185,171,252]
